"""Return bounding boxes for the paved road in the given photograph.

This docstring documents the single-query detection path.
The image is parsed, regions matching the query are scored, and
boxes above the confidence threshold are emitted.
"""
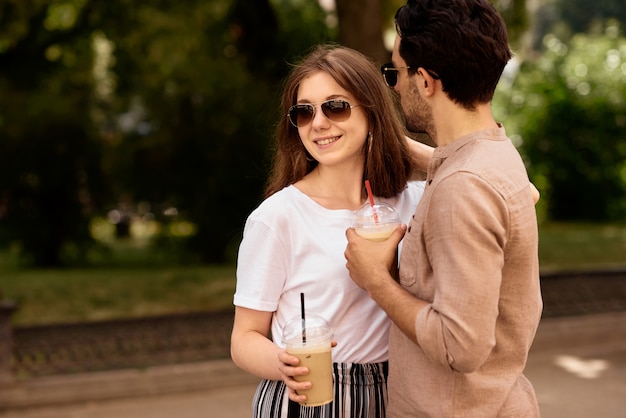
[1,383,257,418]
[1,311,625,418]
[525,314,626,418]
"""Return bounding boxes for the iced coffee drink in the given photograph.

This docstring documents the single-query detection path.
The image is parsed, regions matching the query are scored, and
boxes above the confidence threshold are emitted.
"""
[283,315,333,407]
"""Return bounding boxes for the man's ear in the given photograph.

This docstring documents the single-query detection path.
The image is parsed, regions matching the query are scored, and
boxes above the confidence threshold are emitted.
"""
[418,68,436,97]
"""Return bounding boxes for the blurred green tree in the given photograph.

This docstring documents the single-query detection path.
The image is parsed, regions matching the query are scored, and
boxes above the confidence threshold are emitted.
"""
[95,0,335,263]
[0,0,107,267]
[0,0,334,266]
[494,25,626,221]
[492,0,529,52]
[557,0,626,35]
[5,0,622,268]
[526,0,626,53]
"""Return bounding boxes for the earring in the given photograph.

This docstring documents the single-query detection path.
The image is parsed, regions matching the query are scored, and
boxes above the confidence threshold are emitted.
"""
[368,132,373,154]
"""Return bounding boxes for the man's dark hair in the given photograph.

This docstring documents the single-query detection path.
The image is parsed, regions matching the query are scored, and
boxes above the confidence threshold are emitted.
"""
[395,0,513,109]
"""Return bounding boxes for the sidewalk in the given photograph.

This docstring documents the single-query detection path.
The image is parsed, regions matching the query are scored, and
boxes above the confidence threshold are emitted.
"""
[1,311,625,418]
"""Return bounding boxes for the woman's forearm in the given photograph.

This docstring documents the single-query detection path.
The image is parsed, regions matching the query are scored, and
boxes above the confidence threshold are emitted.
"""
[231,329,284,380]
[406,136,434,173]
[230,307,284,380]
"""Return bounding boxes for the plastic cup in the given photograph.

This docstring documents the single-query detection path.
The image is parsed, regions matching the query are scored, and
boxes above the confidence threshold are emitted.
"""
[352,201,401,241]
[282,314,333,407]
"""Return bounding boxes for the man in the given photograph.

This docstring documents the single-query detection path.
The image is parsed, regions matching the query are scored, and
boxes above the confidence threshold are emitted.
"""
[344,0,542,416]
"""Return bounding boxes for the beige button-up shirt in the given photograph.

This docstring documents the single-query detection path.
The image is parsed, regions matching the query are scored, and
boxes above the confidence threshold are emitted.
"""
[389,126,543,417]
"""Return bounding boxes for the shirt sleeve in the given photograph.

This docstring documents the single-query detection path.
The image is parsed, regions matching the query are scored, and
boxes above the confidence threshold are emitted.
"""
[415,171,509,373]
[233,211,290,312]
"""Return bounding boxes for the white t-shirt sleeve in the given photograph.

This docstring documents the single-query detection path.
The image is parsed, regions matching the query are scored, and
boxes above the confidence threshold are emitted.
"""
[234,208,289,312]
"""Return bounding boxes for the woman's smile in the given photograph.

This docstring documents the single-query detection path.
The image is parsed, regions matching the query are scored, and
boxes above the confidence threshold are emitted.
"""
[315,134,342,147]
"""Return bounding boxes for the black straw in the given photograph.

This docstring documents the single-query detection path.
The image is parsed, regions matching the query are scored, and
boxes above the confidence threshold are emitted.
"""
[300,292,306,343]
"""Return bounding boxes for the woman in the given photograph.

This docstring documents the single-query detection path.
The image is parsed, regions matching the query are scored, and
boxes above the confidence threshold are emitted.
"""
[230,44,430,418]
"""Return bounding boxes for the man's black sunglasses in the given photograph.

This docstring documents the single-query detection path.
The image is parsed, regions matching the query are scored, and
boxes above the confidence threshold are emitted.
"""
[380,63,440,88]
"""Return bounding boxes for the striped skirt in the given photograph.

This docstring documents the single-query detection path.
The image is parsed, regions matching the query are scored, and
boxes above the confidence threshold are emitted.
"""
[251,362,388,418]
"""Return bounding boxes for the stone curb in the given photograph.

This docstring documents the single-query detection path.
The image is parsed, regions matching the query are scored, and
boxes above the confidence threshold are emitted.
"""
[0,358,257,410]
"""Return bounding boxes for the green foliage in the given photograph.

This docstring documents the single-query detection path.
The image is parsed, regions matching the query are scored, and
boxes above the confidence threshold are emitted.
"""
[494,25,626,221]
[492,0,529,51]
[530,0,626,53]
[0,0,107,267]
[12,0,625,266]
[0,108,105,266]
[556,0,626,35]
[95,0,335,263]
[0,0,335,266]
[3,265,237,326]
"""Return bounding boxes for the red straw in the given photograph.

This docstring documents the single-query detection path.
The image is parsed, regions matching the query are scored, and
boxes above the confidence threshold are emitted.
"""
[364,180,379,224]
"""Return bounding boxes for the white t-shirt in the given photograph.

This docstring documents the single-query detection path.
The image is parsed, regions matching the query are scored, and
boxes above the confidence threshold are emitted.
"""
[234,181,425,364]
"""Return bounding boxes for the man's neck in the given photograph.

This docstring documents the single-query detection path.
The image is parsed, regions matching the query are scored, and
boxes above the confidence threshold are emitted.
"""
[432,102,498,147]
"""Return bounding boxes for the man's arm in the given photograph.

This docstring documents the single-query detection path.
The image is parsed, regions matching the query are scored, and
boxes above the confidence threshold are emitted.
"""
[344,226,428,344]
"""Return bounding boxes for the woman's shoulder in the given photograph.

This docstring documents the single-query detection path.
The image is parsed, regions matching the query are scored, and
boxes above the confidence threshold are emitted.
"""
[246,185,320,227]
[248,186,297,219]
